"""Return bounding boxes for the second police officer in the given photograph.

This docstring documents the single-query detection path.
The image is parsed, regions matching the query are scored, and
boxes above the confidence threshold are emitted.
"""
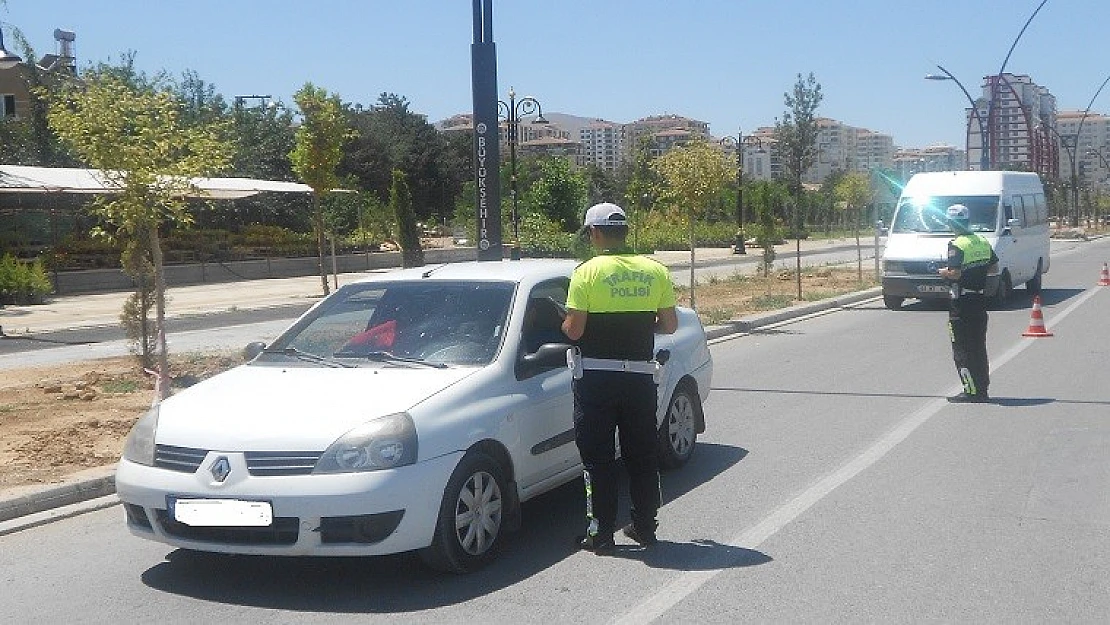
[938,203,999,403]
[561,202,678,554]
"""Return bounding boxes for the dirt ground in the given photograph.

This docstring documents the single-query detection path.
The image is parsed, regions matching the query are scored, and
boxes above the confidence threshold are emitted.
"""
[0,266,876,491]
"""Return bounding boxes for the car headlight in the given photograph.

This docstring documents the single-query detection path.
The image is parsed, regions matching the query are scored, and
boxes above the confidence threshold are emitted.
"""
[122,405,160,466]
[314,412,418,474]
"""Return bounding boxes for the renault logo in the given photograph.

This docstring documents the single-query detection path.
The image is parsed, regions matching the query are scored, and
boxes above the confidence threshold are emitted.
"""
[210,456,232,483]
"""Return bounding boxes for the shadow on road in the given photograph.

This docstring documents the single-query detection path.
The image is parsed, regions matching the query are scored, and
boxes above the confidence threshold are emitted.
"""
[139,442,749,613]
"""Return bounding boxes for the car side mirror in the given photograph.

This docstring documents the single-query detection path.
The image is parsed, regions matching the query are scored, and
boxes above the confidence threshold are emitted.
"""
[243,341,267,361]
[516,342,572,380]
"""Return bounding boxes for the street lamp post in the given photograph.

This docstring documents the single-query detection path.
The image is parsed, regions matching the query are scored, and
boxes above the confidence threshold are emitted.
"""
[0,23,24,70]
[498,87,547,260]
[1042,73,1110,227]
[720,131,765,255]
[925,66,988,170]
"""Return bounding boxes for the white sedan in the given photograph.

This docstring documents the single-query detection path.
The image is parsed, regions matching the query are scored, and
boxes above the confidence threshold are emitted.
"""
[116,259,713,572]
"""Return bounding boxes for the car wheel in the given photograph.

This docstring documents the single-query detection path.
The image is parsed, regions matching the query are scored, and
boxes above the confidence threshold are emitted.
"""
[883,295,904,310]
[657,382,701,470]
[419,451,507,573]
[992,271,1011,308]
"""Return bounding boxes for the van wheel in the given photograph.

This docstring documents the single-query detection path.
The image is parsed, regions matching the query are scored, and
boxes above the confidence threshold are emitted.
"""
[992,271,1011,308]
[883,295,904,310]
[1026,263,1043,295]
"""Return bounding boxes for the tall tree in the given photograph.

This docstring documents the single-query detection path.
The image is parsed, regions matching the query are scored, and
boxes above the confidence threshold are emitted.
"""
[290,82,348,295]
[390,169,424,268]
[341,93,463,221]
[652,139,734,309]
[775,72,823,298]
[621,134,660,252]
[45,75,233,398]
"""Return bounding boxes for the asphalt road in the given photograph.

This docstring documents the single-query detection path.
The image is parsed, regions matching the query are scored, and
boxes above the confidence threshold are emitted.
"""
[1,237,1107,622]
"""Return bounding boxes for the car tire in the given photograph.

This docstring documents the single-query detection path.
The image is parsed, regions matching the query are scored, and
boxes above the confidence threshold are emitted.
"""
[992,271,1011,308]
[419,451,507,573]
[657,382,701,470]
[883,295,904,310]
[1026,263,1043,295]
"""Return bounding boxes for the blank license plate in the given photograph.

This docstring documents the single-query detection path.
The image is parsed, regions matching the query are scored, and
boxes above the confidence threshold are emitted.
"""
[917,285,949,293]
[171,498,273,527]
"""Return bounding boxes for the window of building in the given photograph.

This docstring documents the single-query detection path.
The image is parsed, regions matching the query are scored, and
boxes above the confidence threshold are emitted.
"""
[1,94,15,118]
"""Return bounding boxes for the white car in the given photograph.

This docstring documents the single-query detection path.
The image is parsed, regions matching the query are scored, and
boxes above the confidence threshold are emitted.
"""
[116,259,713,572]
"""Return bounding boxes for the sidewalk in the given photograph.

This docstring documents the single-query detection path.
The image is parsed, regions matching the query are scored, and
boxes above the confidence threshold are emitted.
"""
[0,238,867,336]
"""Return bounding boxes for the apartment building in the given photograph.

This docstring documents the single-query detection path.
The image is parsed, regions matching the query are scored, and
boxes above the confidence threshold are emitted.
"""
[577,119,623,171]
[622,114,711,159]
[968,73,1057,175]
[1055,110,1110,189]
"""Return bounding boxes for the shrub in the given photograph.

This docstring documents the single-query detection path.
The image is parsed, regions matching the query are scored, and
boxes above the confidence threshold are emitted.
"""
[0,254,53,304]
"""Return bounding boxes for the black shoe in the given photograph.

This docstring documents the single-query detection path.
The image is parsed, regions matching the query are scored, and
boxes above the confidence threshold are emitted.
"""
[947,392,990,403]
[576,533,615,555]
[622,524,658,547]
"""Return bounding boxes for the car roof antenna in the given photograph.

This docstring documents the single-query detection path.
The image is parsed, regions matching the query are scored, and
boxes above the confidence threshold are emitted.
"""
[421,264,449,279]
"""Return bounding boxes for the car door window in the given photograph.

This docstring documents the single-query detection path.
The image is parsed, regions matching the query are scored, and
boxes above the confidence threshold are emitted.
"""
[522,279,569,355]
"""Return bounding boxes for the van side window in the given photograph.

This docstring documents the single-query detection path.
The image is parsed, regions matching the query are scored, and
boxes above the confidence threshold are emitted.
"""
[1006,197,1023,227]
[1034,193,1047,225]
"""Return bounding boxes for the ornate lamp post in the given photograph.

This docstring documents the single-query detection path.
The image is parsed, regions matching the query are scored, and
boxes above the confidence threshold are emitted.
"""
[720,131,765,255]
[498,87,547,260]
[925,66,988,170]
[0,23,24,70]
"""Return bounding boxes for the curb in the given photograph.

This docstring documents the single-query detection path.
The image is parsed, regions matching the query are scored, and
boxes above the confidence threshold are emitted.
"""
[0,465,116,527]
[704,286,883,341]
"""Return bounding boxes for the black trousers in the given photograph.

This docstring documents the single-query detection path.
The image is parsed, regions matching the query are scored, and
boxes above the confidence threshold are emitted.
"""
[573,370,660,537]
[949,294,990,396]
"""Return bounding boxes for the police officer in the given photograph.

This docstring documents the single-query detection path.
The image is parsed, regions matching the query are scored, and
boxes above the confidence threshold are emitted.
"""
[938,203,998,403]
[561,202,678,553]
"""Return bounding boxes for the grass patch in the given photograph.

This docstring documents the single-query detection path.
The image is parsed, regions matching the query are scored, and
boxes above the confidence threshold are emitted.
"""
[99,380,141,394]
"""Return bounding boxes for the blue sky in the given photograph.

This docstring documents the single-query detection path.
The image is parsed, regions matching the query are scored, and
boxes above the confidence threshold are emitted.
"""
[3,0,1107,150]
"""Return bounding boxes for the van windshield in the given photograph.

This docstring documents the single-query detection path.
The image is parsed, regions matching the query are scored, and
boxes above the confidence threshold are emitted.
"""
[892,195,999,234]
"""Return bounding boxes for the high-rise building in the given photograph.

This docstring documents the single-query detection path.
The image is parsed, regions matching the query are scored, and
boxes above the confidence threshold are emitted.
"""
[970,73,1056,175]
[1055,110,1110,189]
[577,120,624,171]
[622,114,710,159]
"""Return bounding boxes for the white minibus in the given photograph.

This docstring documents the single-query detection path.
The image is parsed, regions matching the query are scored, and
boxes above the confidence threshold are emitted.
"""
[880,170,1050,310]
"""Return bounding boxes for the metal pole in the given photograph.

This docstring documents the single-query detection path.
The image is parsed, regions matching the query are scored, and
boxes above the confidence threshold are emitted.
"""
[735,129,746,254]
[509,89,520,260]
[471,0,502,261]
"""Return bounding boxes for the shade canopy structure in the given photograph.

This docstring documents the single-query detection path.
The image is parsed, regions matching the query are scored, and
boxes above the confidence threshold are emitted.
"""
[0,165,313,199]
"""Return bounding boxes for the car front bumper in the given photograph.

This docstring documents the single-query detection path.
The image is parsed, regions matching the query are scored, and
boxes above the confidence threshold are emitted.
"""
[115,450,463,556]
[882,275,951,300]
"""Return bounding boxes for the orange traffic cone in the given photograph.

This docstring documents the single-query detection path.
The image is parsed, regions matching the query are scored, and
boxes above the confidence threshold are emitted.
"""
[1098,263,1110,286]
[1022,295,1054,337]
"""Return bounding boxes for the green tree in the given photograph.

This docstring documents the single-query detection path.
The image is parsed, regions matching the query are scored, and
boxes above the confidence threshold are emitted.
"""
[290,82,348,295]
[747,180,789,278]
[652,139,735,309]
[342,93,464,222]
[45,75,233,397]
[524,157,588,232]
[834,171,873,282]
[621,134,660,252]
[775,72,823,298]
[390,169,424,268]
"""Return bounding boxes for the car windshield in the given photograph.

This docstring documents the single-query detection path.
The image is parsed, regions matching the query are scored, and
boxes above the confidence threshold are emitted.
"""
[892,195,999,234]
[264,280,515,366]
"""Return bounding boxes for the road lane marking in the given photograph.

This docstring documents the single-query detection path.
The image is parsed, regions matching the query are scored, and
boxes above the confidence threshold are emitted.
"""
[612,285,1102,625]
